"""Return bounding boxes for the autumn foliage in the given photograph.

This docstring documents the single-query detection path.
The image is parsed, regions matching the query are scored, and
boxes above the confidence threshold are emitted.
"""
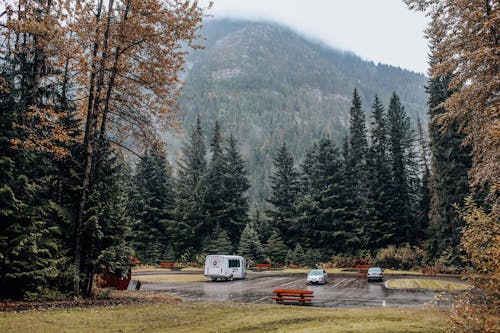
[406,1,499,331]
[0,0,204,297]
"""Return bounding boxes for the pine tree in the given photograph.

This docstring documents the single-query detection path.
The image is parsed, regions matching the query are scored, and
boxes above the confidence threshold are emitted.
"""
[298,136,358,254]
[0,22,76,298]
[238,223,265,266]
[265,230,288,266]
[386,92,419,244]
[290,244,306,266]
[223,134,250,244]
[346,89,378,250]
[80,143,133,295]
[425,49,471,264]
[347,89,369,186]
[367,95,398,248]
[200,121,229,242]
[204,223,233,255]
[267,143,300,243]
[175,116,207,254]
[416,116,431,242]
[129,149,175,264]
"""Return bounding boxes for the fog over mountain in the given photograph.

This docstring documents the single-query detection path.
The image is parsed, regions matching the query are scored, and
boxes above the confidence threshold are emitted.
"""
[166,19,428,205]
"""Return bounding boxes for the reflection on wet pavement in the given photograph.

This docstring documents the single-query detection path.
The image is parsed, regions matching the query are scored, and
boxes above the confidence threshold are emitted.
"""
[140,272,458,308]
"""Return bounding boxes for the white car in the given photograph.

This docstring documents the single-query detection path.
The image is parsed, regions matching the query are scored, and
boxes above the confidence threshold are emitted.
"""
[367,267,383,282]
[306,269,328,285]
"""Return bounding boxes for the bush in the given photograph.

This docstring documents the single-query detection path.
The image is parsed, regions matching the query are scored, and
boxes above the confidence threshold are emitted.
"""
[374,244,423,270]
[329,255,359,268]
[24,287,68,302]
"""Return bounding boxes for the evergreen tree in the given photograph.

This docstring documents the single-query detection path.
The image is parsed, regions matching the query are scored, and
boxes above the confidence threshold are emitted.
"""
[346,89,378,249]
[0,37,75,299]
[425,49,471,264]
[238,222,265,266]
[416,116,431,242]
[204,223,233,255]
[267,143,300,243]
[264,230,288,266]
[367,95,397,248]
[129,149,175,264]
[223,134,250,243]
[80,143,133,295]
[290,244,306,266]
[386,92,419,244]
[298,136,358,254]
[175,116,207,254]
[200,121,228,242]
[347,89,369,187]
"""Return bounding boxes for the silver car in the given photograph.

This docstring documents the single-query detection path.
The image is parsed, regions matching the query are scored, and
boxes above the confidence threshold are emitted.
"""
[306,269,328,285]
[367,267,383,282]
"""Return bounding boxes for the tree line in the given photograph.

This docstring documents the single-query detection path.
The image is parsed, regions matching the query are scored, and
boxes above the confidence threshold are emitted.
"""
[0,0,203,298]
[126,89,433,269]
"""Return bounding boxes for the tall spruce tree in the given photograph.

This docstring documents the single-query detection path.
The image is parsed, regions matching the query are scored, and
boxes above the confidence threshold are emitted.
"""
[203,223,233,255]
[386,92,419,244]
[223,134,250,244]
[265,230,288,266]
[129,150,175,264]
[416,116,431,242]
[0,34,74,299]
[346,89,378,249]
[238,222,265,266]
[200,121,228,242]
[267,143,300,243]
[425,50,471,264]
[80,143,132,295]
[298,136,358,254]
[175,116,207,255]
[367,95,397,248]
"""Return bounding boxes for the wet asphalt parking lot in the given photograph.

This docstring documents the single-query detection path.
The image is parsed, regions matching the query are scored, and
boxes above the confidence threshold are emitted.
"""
[135,271,460,308]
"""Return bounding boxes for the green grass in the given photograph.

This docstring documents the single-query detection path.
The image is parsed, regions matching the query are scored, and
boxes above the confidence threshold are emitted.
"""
[386,278,470,291]
[0,302,446,333]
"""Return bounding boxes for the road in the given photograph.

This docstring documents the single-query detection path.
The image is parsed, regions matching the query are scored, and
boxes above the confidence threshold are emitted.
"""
[136,271,459,308]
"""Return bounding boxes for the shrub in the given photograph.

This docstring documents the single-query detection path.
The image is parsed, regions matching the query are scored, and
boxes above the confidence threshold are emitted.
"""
[374,244,423,270]
[329,255,359,268]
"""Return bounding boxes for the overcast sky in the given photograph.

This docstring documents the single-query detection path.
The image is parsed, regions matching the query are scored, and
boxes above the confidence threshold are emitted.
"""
[200,0,430,74]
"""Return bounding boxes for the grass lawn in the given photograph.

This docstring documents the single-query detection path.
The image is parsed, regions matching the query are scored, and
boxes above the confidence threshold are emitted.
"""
[386,278,471,291]
[0,302,447,333]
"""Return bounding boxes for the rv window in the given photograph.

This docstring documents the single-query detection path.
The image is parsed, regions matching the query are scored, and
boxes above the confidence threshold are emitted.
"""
[228,259,240,268]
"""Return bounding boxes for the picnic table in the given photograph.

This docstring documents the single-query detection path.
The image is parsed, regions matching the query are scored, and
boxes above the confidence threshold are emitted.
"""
[255,263,272,271]
[159,262,183,270]
[272,289,313,305]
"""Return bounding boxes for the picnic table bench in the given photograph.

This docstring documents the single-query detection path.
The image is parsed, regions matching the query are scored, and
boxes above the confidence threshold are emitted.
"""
[272,289,313,305]
[159,262,183,270]
[355,264,371,273]
[255,263,272,271]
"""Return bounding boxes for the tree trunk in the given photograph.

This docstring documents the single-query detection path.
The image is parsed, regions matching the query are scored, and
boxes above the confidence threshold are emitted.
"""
[74,0,104,295]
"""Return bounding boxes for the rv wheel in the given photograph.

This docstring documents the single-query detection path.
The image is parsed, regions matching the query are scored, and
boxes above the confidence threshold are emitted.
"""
[211,277,217,282]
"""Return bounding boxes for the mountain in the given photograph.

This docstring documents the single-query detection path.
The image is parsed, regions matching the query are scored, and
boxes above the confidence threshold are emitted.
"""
[172,19,428,205]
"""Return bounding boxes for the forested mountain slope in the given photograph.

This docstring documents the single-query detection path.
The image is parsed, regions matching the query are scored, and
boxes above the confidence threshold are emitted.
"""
[175,19,428,204]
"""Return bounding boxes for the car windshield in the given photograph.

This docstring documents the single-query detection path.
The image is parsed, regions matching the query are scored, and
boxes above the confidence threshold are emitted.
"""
[368,267,381,273]
[309,270,323,275]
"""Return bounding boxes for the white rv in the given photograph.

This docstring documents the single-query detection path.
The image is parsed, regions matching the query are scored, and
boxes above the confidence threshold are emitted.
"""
[204,255,247,281]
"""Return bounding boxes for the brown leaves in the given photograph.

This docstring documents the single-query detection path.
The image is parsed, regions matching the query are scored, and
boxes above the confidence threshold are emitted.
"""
[71,0,203,153]
[12,105,78,159]
[407,0,500,207]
